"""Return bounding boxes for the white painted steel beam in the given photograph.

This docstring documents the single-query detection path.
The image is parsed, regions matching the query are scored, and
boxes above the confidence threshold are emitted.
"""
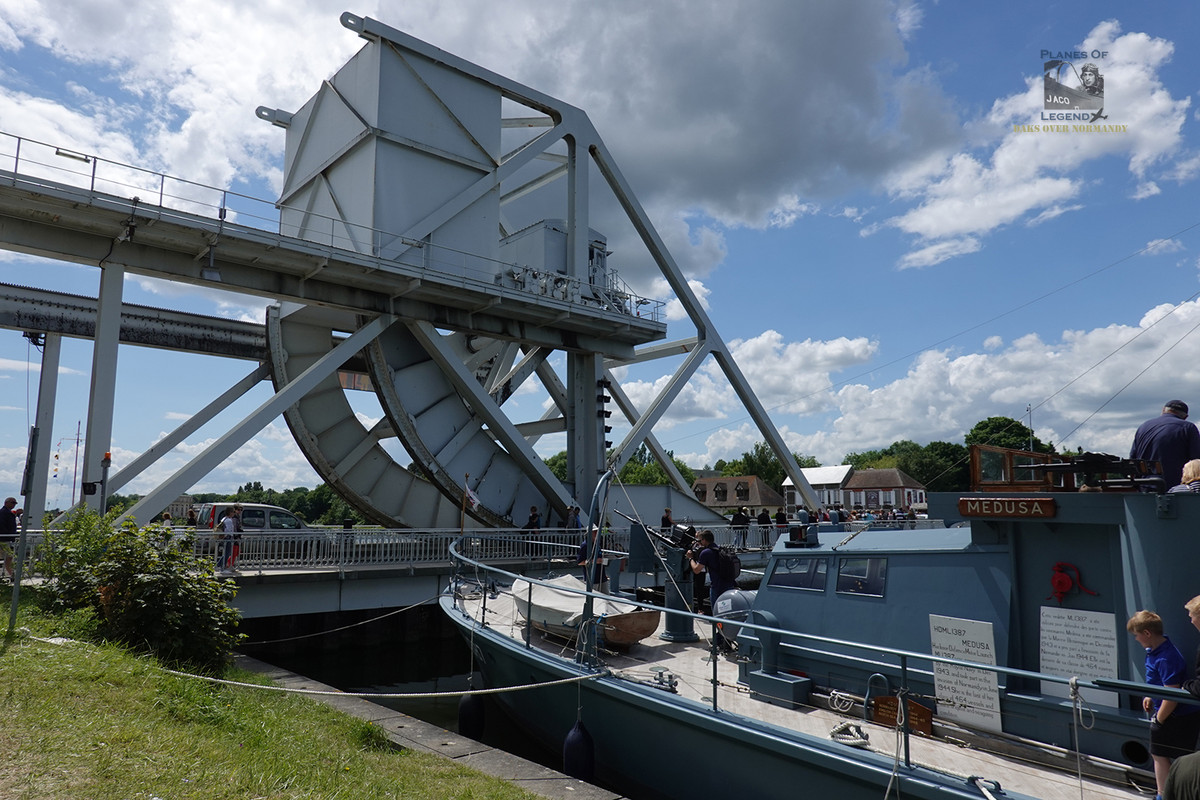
[514,418,567,437]
[587,137,821,508]
[82,264,123,512]
[603,367,690,493]
[406,320,572,513]
[609,342,711,475]
[118,314,396,525]
[490,346,548,405]
[606,337,699,367]
[0,182,657,355]
[48,362,271,527]
[24,332,60,526]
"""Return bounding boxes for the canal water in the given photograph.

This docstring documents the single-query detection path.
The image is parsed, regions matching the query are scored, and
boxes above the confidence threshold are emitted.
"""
[237,606,564,770]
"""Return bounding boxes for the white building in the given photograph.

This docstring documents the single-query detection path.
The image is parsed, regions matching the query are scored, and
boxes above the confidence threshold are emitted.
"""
[782,465,854,513]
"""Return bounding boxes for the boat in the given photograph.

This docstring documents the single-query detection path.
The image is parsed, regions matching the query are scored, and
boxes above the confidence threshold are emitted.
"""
[440,450,1198,800]
[511,573,661,648]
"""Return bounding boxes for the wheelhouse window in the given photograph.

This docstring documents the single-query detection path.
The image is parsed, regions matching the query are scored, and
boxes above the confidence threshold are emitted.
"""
[767,557,828,591]
[836,557,887,597]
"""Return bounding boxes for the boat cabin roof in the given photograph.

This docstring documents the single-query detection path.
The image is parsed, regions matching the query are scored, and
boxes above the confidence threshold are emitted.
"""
[776,524,980,555]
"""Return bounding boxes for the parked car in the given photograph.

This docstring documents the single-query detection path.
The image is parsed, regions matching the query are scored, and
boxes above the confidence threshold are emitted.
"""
[192,503,330,562]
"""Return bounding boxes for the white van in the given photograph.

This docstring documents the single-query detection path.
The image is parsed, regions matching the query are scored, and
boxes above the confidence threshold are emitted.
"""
[194,502,309,532]
[192,502,329,561]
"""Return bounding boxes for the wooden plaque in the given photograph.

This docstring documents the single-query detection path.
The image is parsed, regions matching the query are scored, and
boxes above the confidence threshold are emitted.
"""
[957,497,1056,518]
[872,696,934,736]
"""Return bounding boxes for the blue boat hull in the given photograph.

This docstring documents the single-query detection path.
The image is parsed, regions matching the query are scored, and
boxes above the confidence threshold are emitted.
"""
[441,595,1041,800]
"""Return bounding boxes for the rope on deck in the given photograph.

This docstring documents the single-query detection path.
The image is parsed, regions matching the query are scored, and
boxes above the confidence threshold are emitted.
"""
[828,720,870,748]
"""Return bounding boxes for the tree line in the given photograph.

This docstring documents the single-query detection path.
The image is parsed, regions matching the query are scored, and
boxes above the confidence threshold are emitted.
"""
[97,415,1050,519]
[105,481,365,525]
[543,415,1053,495]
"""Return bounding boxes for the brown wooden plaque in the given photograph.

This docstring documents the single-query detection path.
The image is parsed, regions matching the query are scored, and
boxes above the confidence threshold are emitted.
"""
[957,497,1057,518]
[872,696,934,736]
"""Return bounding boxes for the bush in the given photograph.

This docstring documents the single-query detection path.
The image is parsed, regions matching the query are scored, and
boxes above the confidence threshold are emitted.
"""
[37,510,242,672]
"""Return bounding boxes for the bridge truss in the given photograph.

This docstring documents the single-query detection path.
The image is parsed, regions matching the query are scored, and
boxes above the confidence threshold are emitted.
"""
[0,13,818,527]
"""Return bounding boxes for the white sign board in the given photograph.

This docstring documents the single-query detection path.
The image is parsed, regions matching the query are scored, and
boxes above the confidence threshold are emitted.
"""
[1039,606,1119,707]
[929,614,1003,732]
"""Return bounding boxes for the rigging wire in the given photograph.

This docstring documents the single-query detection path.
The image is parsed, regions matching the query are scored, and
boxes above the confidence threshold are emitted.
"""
[657,217,1200,454]
[910,287,1200,491]
[609,475,717,649]
[1055,303,1200,448]
[28,632,606,700]
[238,596,442,646]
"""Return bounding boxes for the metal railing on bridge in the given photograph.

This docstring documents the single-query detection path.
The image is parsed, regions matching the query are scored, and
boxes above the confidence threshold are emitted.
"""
[0,130,664,323]
[3,519,941,580]
[5,527,631,577]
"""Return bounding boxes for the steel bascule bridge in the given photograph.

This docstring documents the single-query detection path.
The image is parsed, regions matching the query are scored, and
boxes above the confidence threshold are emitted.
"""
[0,12,819,531]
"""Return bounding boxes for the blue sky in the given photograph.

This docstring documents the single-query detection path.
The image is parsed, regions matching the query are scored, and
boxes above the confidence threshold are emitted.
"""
[1,1,1199,505]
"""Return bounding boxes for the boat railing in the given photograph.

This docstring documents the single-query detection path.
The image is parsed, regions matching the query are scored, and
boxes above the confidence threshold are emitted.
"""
[444,533,1179,771]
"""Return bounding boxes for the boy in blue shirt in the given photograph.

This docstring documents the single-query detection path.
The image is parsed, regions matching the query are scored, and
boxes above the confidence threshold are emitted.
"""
[1128,610,1200,799]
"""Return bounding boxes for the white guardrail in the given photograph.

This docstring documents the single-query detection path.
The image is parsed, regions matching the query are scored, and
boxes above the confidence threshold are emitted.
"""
[5,527,624,576]
[3,519,937,577]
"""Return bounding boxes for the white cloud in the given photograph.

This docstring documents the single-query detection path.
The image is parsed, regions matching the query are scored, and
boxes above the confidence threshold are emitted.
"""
[893,1,923,39]
[660,278,713,323]
[730,330,876,414]
[1026,204,1083,226]
[784,298,1200,465]
[883,21,1191,268]
[769,196,820,229]
[1144,238,1184,255]
[0,357,82,375]
[897,237,980,269]
[1132,181,1161,199]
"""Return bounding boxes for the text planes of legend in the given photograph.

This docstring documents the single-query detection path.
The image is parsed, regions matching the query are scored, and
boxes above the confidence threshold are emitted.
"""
[256,12,819,528]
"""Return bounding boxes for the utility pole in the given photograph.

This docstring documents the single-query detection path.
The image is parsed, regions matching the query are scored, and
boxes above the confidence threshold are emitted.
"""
[1027,404,1033,451]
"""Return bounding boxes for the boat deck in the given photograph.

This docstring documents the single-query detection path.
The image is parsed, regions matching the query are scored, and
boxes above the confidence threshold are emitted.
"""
[462,582,1153,800]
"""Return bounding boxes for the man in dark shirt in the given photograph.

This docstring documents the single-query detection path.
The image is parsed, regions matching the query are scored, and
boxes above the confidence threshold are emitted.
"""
[1,496,19,578]
[756,508,772,547]
[687,530,736,609]
[731,507,750,550]
[1130,400,1200,489]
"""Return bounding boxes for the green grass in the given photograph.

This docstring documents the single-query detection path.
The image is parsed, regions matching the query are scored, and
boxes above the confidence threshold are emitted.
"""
[0,593,535,800]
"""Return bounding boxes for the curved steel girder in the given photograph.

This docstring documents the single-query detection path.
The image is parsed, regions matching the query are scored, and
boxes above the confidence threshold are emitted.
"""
[364,320,570,525]
[266,305,468,529]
